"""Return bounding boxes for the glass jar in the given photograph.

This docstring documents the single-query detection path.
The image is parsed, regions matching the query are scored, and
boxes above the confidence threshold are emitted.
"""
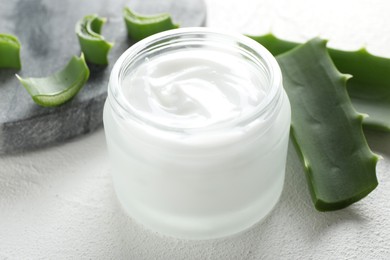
[103,28,291,239]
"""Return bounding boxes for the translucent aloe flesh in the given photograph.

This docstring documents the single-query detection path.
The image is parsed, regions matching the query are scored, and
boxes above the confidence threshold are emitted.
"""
[76,14,113,65]
[123,7,179,41]
[0,33,21,69]
[249,33,390,131]
[16,54,90,107]
[276,38,378,211]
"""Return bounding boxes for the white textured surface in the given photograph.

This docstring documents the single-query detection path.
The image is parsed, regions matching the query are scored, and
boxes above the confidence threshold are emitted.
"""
[1,0,390,259]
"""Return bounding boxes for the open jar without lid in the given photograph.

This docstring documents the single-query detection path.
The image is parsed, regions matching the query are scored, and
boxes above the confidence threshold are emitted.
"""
[104,27,291,239]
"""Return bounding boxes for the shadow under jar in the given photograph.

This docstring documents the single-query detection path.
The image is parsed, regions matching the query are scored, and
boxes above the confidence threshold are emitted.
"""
[103,28,291,240]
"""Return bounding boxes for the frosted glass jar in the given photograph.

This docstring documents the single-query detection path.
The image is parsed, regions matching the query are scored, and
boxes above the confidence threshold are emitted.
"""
[103,28,291,240]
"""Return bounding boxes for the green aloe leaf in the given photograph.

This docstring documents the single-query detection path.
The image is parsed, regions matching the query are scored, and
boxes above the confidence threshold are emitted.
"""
[249,34,298,56]
[250,33,390,131]
[16,54,90,107]
[277,38,378,211]
[75,14,113,65]
[0,33,21,69]
[330,48,390,131]
[123,7,179,41]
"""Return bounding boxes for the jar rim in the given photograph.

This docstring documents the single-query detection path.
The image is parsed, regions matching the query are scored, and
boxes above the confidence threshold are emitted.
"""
[108,27,283,133]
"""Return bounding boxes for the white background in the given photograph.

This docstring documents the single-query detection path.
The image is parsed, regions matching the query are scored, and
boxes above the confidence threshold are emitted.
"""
[1,0,390,259]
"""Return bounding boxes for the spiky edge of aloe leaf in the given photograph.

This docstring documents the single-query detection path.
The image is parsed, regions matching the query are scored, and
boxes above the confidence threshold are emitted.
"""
[0,33,21,69]
[75,14,113,65]
[249,33,390,132]
[123,7,179,41]
[16,54,90,107]
[276,38,378,211]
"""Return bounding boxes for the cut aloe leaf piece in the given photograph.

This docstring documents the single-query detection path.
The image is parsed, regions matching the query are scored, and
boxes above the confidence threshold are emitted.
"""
[75,14,113,65]
[0,33,21,69]
[123,7,179,41]
[249,33,390,132]
[276,38,378,211]
[16,54,90,107]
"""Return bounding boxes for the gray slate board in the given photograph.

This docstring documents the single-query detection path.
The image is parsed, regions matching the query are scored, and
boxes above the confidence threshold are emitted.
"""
[0,0,206,154]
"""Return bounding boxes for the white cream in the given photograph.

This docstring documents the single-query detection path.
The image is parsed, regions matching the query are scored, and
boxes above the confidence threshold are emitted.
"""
[104,28,291,240]
[122,49,266,129]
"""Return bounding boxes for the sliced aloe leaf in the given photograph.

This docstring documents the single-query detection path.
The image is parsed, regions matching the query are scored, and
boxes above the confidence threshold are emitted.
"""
[277,38,378,211]
[76,14,113,65]
[249,33,390,131]
[0,33,21,69]
[16,54,90,107]
[123,7,179,41]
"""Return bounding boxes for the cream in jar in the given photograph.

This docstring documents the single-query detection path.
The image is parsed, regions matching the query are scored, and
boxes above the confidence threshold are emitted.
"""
[104,28,291,239]
[122,49,266,129]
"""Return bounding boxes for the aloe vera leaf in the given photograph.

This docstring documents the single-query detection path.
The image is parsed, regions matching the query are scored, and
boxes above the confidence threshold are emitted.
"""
[249,33,390,131]
[75,14,113,65]
[276,38,378,211]
[123,7,179,41]
[249,34,298,56]
[0,33,21,69]
[329,48,390,131]
[16,54,90,107]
